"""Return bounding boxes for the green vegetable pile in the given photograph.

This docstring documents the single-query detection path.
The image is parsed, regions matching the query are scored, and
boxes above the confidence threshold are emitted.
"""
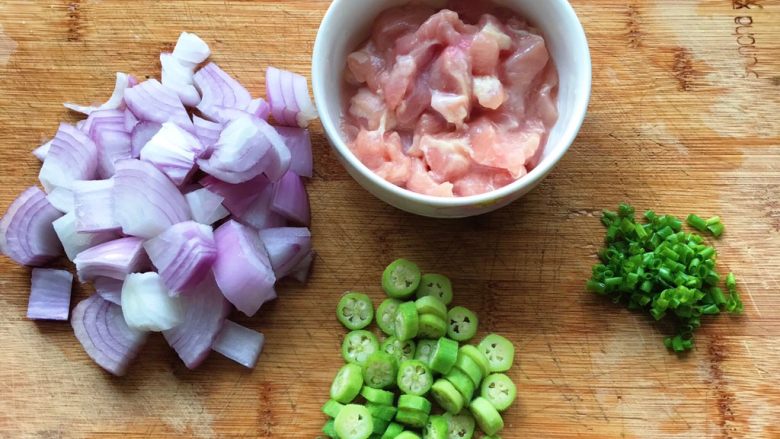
[587,203,744,352]
[322,259,518,439]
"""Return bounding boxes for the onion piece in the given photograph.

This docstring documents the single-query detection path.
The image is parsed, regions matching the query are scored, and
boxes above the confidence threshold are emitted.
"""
[0,187,63,266]
[46,186,74,214]
[194,63,252,121]
[193,116,222,151]
[248,98,271,120]
[197,116,281,184]
[113,159,192,238]
[144,221,217,295]
[185,188,229,225]
[53,212,119,261]
[64,72,133,115]
[94,127,132,179]
[72,179,120,232]
[33,139,52,162]
[94,276,123,305]
[163,274,230,369]
[140,122,205,186]
[172,32,211,68]
[235,179,286,230]
[289,249,314,283]
[212,320,265,368]
[275,126,313,178]
[121,272,184,332]
[259,227,312,279]
[271,171,310,226]
[255,120,291,182]
[212,220,276,316]
[73,237,148,282]
[124,78,194,132]
[82,109,124,139]
[199,174,266,217]
[124,108,139,132]
[130,121,161,158]
[38,123,99,192]
[71,294,147,376]
[27,268,73,321]
[161,52,201,107]
[265,66,318,128]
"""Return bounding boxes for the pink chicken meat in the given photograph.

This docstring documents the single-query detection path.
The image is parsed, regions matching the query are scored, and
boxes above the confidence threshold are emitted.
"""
[343,2,559,197]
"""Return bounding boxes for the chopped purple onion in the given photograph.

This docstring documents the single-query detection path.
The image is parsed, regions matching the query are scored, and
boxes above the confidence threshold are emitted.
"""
[27,268,73,321]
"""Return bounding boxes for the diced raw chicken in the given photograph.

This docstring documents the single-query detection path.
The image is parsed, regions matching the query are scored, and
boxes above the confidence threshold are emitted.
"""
[349,88,395,131]
[343,3,558,197]
[407,158,455,197]
[472,76,506,110]
[468,117,541,178]
[372,5,436,53]
[430,91,470,126]
[347,42,387,93]
[419,134,472,183]
[452,166,515,197]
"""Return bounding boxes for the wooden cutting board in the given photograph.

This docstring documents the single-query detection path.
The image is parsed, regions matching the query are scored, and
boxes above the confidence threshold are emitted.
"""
[0,1,778,438]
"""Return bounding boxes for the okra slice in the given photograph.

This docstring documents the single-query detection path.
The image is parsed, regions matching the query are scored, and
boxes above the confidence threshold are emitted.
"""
[443,412,476,439]
[395,408,429,428]
[469,397,504,436]
[335,404,374,439]
[415,273,453,305]
[337,292,375,330]
[417,314,447,339]
[366,403,397,422]
[322,399,345,418]
[381,336,416,363]
[394,301,419,341]
[429,337,458,375]
[414,339,437,365]
[477,334,515,372]
[430,378,464,415]
[447,306,478,342]
[372,417,389,435]
[459,345,490,378]
[398,394,432,414]
[376,298,402,336]
[380,422,404,439]
[360,386,395,406]
[362,352,399,389]
[395,432,422,439]
[422,414,448,439]
[342,330,380,365]
[382,259,421,299]
[445,368,475,402]
[322,419,338,438]
[330,363,364,404]
[480,374,517,412]
[415,296,447,320]
[397,359,433,395]
[454,351,484,387]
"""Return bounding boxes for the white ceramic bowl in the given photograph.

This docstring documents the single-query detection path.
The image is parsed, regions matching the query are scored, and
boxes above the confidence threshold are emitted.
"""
[312,0,591,218]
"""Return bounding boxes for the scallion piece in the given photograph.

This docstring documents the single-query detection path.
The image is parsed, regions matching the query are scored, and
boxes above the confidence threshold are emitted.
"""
[686,214,707,232]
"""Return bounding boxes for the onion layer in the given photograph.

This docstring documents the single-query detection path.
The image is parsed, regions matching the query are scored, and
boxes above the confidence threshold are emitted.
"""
[113,159,192,238]
[0,187,63,266]
[275,126,313,178]
[64,72,133,115]
[163,274,230,369]
[265,66,318,128]
[72,179,120,233]
[185,188,229,225]
[94,277,123,305]
[194,63,252,121]
[73,237,149,282]
[39,123,99,192]
[259,227,312,280]
[124,78,194,132]
[121,272,184,332]
[144,221,217,295]
[212,320,265,368]
[271,171,310,226]
[212,220,276,316]
[71,294,147,376]
[52,212,119,261]
[27,268,73,321]
[140,122,205,186]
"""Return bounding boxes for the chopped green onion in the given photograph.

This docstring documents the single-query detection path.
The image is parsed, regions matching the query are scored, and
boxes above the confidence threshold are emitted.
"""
[707,222,724,238]
[686,214,707,232]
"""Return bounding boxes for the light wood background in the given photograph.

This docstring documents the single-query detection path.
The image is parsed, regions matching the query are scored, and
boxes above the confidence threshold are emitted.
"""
[0,1,779,438]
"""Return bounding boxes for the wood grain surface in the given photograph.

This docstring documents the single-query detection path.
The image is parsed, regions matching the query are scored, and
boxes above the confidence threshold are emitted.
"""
[0,1,779,438]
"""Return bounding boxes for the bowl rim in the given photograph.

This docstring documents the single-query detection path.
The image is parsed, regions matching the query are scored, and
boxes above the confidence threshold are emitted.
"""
[312,0,592,208]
